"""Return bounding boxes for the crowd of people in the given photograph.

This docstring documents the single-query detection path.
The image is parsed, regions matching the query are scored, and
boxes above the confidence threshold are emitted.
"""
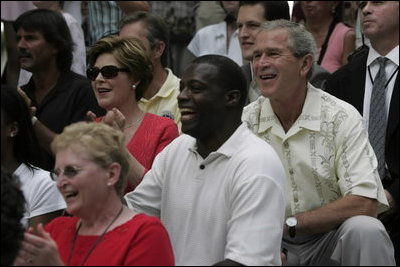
[1,1,398,266]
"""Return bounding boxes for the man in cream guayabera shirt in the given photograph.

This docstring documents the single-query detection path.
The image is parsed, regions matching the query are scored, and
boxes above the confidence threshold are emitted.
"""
[242,19,395,265]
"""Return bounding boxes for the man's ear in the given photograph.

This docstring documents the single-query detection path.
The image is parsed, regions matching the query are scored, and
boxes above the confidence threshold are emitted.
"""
[225,90,241,107]
[152,41,166,60]
[299,54,314,78]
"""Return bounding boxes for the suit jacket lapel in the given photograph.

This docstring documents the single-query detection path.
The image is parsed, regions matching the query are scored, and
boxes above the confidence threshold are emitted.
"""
[346,54,368,114]
[387,75,399,138]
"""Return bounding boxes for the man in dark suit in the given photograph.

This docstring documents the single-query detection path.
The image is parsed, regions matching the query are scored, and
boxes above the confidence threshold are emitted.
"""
[326,2,399,263]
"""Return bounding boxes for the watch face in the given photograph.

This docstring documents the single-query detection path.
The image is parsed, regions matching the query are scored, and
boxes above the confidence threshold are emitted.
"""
[286,217,297,227]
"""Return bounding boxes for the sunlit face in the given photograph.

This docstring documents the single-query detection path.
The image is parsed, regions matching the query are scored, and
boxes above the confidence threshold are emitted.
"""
[237,4,266,61]
[178,63,227,140]
[54,146,109,216]
[252,29,308,100]
[16,28,58,72]
[360,1,399,41]
[91,53,135,111]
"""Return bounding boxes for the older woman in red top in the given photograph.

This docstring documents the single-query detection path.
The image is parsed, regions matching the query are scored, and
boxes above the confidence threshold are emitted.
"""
[14,122,174,266]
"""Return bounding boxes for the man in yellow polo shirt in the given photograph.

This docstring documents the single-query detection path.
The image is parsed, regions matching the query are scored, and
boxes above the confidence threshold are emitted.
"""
[120,11,181,132]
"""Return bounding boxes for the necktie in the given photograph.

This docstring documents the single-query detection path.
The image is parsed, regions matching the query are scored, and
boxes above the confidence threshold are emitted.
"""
[368,57,388,180]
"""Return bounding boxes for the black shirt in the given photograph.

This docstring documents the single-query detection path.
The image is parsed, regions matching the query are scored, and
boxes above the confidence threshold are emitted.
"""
[21,70,105,169]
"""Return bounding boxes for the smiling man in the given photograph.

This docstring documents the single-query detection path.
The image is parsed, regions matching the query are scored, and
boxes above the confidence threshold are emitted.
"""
[125,55,286,266]
[242,19,395,265]
[237,1,290,103]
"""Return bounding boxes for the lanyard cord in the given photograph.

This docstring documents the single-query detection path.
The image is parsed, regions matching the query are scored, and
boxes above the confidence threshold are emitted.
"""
[67,206,124,266]
[368,64,399,88]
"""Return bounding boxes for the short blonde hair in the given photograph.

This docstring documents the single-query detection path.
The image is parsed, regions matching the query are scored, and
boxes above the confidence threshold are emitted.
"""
[51,122,130,195]
[88,35,153,101]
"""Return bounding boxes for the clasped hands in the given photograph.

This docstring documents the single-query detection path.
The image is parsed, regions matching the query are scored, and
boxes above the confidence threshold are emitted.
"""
[86,108,126,132]
[14,224,63,266]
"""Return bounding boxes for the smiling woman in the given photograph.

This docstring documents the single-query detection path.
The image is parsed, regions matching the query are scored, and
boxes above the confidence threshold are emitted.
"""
[13,121,175,266]
[87,36,179,193]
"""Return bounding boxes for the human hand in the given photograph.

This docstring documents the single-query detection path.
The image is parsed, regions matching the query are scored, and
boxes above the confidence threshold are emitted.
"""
[102,108,126,131]
[379,190,397,224]
[17,87,37,117]
[384,190,396,210]
[14,223,64,266]
[86,110,98,122]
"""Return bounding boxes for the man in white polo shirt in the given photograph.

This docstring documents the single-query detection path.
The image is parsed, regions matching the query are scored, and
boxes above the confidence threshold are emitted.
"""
[125,55,286,265]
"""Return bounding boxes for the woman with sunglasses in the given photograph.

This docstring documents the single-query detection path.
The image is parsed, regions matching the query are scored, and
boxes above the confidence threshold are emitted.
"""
[14,122,174,266]
[86,36,179,193]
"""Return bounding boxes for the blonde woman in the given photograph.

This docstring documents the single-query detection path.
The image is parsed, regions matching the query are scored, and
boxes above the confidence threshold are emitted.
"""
[14,122,174,266]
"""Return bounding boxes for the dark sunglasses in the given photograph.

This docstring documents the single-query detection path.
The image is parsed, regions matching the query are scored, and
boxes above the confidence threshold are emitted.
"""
[50,165,84,181]
[87,65,129,81]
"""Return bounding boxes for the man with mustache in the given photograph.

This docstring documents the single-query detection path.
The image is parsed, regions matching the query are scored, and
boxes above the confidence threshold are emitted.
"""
[15,9,103,170]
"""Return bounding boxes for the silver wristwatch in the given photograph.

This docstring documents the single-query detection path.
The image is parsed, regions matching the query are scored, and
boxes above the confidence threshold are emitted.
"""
[286,217,297,238]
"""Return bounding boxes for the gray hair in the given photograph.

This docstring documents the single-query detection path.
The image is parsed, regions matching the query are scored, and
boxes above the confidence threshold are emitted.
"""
[258,19,316,79]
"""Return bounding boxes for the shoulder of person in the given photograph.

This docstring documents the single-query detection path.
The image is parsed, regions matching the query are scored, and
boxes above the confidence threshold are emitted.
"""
[129,213,162,226]
[61,71,92,90]
[145,112,175,124]
[45,216,77,233]
[320,89,363,118]
[25,166,55,187]
[327,46,368,85]
[347,44,369,63]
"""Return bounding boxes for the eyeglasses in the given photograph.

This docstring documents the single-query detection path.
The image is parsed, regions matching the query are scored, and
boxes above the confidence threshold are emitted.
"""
[86,65,129,81]
[50,165,84,181]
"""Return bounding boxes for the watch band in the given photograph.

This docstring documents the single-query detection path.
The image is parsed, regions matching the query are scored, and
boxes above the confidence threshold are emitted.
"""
[288,225,296,238]
[286,217,297,238]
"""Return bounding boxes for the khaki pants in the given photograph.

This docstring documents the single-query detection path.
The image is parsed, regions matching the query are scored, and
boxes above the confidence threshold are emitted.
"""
[282,215,395,266]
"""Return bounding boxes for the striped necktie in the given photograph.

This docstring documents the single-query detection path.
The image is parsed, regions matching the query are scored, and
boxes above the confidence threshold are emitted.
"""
[368,57,388,180]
